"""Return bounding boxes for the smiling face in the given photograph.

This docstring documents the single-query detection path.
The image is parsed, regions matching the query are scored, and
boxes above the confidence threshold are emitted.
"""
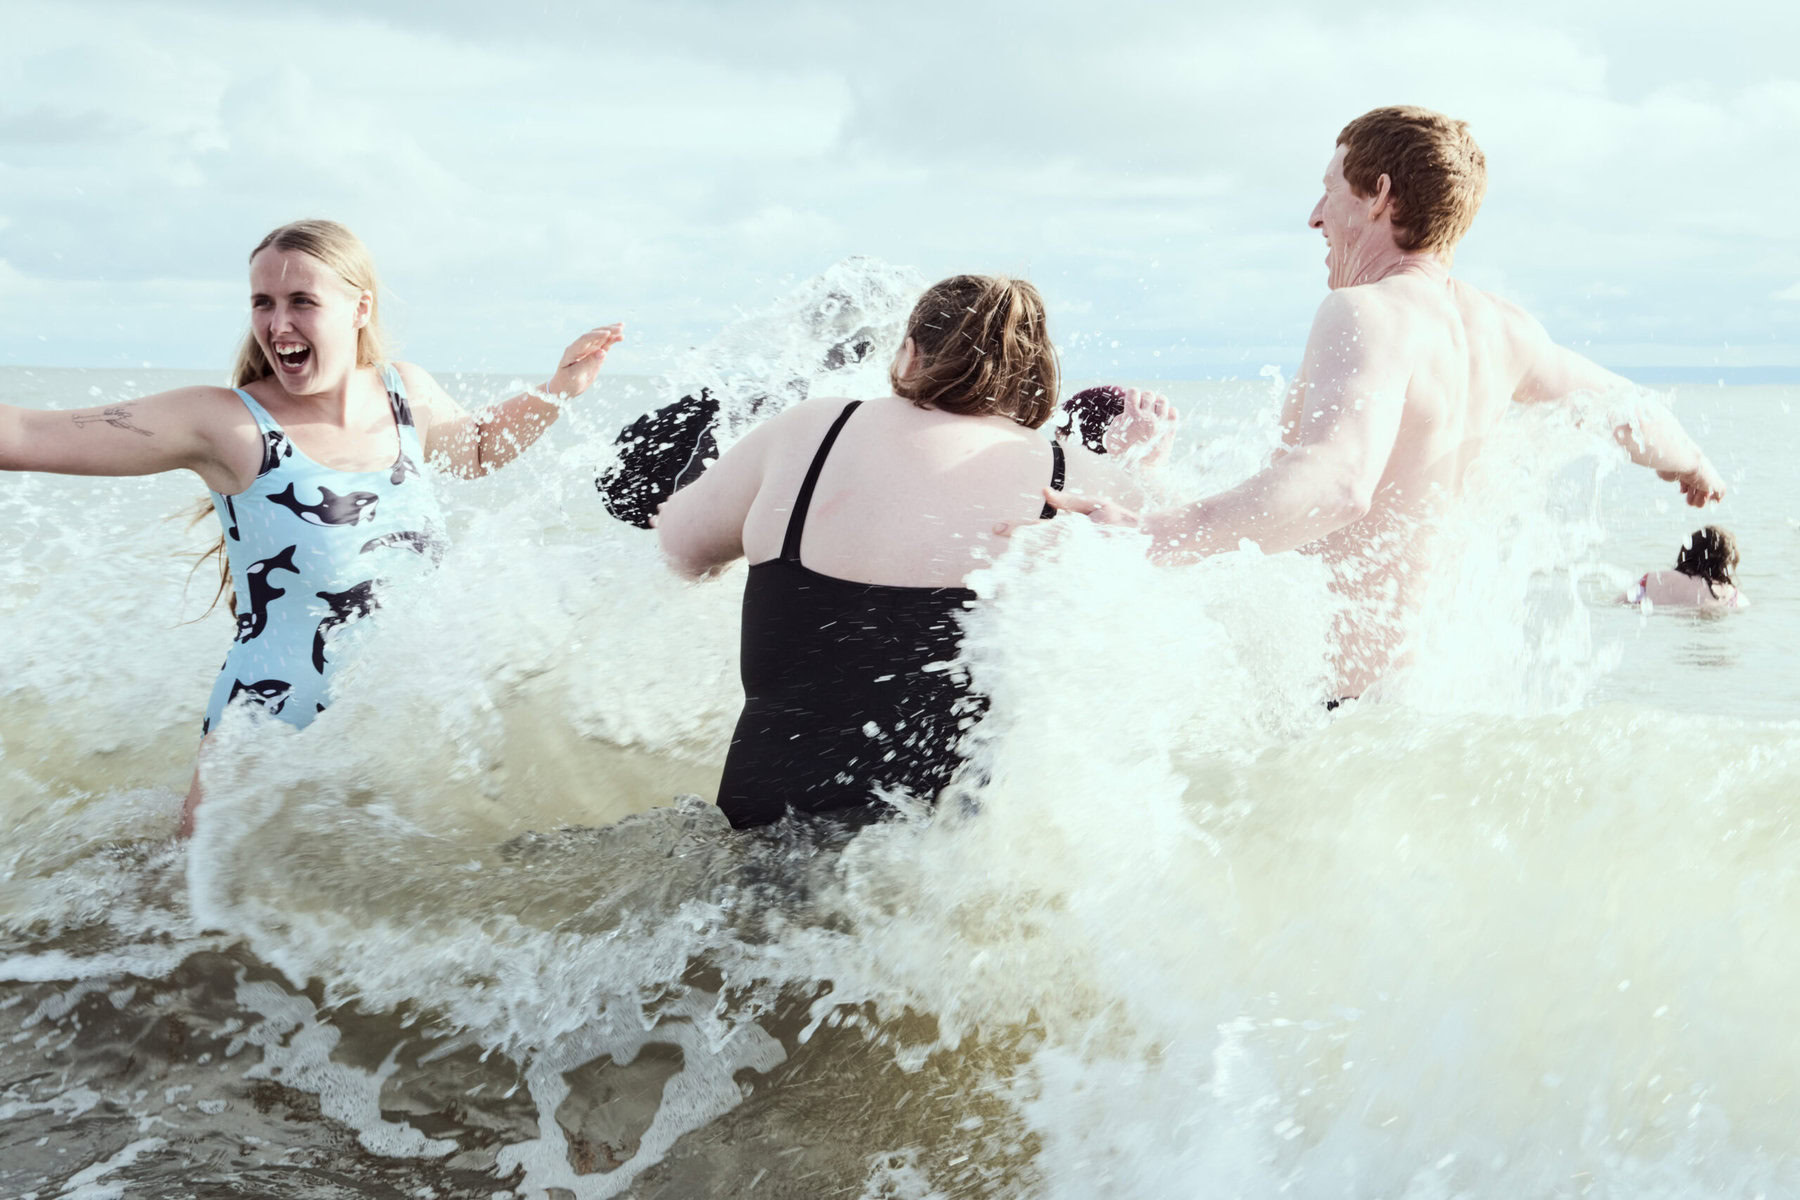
[1308,144,1391,290]
[248,248,371,395]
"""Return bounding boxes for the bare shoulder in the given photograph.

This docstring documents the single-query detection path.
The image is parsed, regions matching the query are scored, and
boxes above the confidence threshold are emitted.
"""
[758,394,867,444]
[691,395,851,479]
[1303,285,1415,372]
[139,383,253,430]
[1309,283,1411,344]
[390,362,466,441]
[391,360,456,406]
[1451,281,1548,353]
[146,382,244,408]
[1314,282,1399,322]
[788,393,869,422]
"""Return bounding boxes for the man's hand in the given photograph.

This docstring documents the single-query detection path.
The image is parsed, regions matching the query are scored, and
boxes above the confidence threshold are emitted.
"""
[1658,454,1725,508]
[1042,487,1143,528]
[991,488,1144,540]
[546,323,625,400]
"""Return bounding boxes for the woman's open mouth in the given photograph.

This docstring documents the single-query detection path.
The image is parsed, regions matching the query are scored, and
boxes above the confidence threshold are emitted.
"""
[274,342,312,373]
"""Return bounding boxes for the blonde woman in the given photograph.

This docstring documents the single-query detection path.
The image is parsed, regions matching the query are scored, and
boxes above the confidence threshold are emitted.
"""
[656,274,1144,828]
[0,219,621,831]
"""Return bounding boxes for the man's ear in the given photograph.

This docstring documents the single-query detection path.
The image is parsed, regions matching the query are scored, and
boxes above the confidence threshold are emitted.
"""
[1369,173,1394,222]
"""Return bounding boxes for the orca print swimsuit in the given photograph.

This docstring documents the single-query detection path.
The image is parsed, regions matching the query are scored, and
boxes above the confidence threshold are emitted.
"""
[717,400,1062,828]
[202,365,446,734]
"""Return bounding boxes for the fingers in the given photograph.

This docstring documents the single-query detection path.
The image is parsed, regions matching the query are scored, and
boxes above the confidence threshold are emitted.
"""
[1043,486,1100,516]
[1123,389,1175,423]
[583,325,625,356]
[992,517,1047,539]
[993,489,1099,537]
[1676,469,1724,507]
[564,323,625,365]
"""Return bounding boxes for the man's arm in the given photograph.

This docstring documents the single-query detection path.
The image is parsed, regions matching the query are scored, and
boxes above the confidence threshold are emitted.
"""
[1512,315,1723,506]
[1138,289,1410,561]
[1276,368,1307,453]
[412,325,622,479]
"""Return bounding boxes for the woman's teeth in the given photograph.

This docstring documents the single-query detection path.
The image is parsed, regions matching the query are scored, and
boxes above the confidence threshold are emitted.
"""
[275,344,311,370]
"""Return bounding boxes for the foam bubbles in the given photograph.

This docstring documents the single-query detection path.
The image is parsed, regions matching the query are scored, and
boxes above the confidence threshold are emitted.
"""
[4,285,1799,1197]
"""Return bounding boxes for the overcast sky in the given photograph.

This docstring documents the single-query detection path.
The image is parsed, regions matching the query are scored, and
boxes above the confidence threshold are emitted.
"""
[2,0,1797,380]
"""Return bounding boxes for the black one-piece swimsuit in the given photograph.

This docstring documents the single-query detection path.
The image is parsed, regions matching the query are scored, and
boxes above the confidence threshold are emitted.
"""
[717,401,1063,829]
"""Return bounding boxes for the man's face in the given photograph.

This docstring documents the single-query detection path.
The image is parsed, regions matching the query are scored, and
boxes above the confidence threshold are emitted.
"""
[1308,144,1367,290]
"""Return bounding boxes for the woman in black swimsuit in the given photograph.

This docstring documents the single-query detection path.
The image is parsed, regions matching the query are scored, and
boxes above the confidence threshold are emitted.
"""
[655,275,1145,828]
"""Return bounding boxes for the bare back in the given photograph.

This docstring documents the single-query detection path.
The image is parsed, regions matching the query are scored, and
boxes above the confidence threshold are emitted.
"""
[1296,271,1545,693]
[743,396,1140,587]
[1351,274,1536,500]
[660,394,1144,588]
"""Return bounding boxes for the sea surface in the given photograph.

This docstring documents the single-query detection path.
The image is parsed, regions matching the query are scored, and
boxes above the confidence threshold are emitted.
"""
[3,264,1798,1198]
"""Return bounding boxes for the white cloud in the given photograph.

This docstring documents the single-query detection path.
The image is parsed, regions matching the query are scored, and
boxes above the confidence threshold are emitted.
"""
[1773,282,1800,302]
[0,0,1796,377]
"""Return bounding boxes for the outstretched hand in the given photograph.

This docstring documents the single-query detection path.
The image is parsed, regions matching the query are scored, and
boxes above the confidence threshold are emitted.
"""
[546,323,625,400]
[993,488,1144,539]
[1042,487,1143,527]
[1658,454,1725,508]
[1106,388,1179,466]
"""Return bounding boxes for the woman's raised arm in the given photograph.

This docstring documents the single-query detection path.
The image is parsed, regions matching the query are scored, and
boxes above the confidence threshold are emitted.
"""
[410,324,624,478]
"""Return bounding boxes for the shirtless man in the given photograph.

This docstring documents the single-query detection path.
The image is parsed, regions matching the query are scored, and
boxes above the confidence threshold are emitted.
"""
[1049,105,1724,698]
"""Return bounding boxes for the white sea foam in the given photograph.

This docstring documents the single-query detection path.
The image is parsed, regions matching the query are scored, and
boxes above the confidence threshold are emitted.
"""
[3,262,1798,1197]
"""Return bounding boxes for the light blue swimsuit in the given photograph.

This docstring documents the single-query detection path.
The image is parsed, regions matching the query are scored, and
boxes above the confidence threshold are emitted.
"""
[202,365,446,734]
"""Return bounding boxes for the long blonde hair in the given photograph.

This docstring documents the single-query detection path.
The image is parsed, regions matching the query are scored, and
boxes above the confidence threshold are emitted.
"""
[192,220,389,614]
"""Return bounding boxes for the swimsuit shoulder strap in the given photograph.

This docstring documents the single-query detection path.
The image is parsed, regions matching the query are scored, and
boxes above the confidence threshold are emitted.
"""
[781,400,862,563]
[229,387,283,436]
[1039,439,1065,520]
[379,363,417,428]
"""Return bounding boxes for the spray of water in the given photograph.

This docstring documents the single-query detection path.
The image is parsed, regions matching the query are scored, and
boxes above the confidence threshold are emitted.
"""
[3,263,1798,1198]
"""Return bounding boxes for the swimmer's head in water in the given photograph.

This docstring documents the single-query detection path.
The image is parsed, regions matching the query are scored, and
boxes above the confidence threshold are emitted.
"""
[891,275,1059,429]
[1675,525,1739,589]
[235,219,386,391]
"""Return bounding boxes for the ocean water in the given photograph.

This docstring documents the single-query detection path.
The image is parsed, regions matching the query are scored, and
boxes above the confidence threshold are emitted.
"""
[3,266,1798,1198]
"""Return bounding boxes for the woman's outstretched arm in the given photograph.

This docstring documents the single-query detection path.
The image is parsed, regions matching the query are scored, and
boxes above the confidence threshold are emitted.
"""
[0,387,240,489]
[410,324,623,478]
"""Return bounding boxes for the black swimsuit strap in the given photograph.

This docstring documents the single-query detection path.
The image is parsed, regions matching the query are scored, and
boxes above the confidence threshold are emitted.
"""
[781,401,863,562]
[1039,440,1066,520]
[380,364,416,429]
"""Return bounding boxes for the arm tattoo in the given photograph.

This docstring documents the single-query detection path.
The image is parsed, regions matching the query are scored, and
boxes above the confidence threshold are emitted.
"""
[71,405,153,437]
